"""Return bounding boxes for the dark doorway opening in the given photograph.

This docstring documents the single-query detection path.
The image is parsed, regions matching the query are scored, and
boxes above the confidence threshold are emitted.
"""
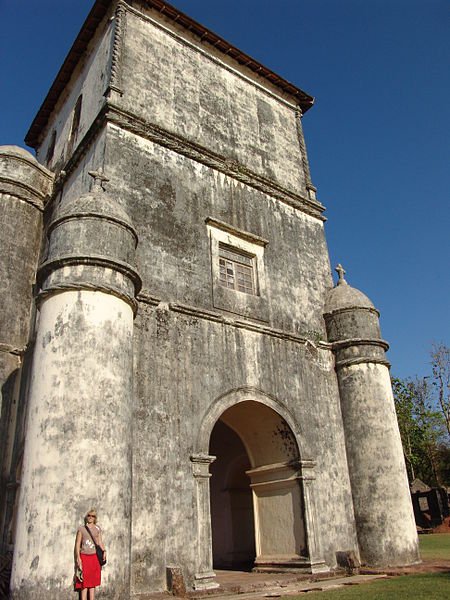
[209,420,256,570]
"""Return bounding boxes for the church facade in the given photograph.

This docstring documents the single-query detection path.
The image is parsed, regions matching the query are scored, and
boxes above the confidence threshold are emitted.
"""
[0,1,419,598]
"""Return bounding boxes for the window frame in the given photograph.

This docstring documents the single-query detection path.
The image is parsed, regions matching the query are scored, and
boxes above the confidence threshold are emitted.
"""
[207,217,269,321]
[218,243,258,296]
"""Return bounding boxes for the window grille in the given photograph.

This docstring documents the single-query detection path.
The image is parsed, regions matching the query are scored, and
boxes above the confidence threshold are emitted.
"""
[219,244,256,295]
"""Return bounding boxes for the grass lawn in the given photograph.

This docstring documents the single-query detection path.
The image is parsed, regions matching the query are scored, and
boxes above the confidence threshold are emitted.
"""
[282,573,450,599]
[419,532,450,560]
[282,534,450,599]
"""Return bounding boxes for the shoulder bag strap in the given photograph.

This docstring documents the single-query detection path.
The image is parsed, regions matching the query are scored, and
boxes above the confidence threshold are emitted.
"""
[85,525,98,546]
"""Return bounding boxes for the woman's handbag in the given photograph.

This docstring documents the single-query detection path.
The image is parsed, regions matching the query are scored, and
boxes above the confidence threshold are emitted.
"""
[85,525,107,567]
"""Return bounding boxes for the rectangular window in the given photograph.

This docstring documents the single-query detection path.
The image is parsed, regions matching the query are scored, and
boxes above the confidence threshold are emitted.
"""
[219,244,256,295]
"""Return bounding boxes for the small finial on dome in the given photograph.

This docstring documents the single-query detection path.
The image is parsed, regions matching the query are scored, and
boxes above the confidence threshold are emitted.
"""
[88,168,109,192]
[335,263,347,286]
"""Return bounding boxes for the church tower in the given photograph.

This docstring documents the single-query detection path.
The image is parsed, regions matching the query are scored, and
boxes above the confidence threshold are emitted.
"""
[1,2,419,598]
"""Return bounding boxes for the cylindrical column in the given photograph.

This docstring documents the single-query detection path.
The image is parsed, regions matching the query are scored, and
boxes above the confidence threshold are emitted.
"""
[336,361,419,566]
[324,266,419,567]
[11,172,141,599]
[0,146,53,553]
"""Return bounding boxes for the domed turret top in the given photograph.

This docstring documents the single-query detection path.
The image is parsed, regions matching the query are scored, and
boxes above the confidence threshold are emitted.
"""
[324,264,375,314]
[0,145,38,163]
[55,169,134,231]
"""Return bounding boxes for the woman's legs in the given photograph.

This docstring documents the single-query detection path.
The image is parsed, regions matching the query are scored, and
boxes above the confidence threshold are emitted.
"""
[88,587,95,600]
[80,589,87,600]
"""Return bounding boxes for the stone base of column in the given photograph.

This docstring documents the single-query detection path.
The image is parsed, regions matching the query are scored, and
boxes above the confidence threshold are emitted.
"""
[193,571,219,591]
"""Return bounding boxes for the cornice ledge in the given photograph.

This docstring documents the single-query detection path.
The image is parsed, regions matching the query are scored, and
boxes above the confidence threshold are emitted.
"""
[38,254,142,293]
[324,305,380,318]
[0,342,27,357]
[205,217,269,246]
[335,357,391,370]
[136,293,332,351]
[105,104,326,221]
[0,178,46,211]
[331,338,389,351]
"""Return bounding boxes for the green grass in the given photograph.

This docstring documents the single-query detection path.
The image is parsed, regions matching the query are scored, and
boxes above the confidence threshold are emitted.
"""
[282,573,450,599]
[281,534,450,599]
[419,532,450,560]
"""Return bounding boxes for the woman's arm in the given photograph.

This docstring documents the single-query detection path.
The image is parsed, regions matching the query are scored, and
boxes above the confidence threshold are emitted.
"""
[74,529,82,568]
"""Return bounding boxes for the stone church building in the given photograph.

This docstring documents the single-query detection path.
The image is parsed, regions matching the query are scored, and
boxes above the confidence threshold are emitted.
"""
[0,1,419,598]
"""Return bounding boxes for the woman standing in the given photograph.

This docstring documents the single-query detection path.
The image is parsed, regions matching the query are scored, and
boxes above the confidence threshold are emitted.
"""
[74,510,106,599]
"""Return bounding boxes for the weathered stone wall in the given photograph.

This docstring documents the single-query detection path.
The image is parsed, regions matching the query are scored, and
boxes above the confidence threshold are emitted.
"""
[119,8,307,195]
[105,126,330,336]
[99,112,358,593]
[130,304,358,592]
[35,12,114,170]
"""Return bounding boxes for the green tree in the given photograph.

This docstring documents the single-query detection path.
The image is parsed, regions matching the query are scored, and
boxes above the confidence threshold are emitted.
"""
[392,376,444,485]
[430,343,450,440]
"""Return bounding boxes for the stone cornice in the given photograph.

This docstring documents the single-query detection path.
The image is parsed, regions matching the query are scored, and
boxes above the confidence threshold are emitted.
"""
[36,281,139,315]
[323,305,380,319]
[137,290,332,354]
[106,104,326,221]
[0,178,46,212]
[335,357,391,370]
[0,343,26,357]
[331,338,389,352]
[53,103,326,222]
[205,217,269,246]
[38,254,142,294]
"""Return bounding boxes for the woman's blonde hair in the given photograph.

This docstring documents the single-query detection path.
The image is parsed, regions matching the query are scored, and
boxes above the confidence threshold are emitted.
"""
[84,509,97,524]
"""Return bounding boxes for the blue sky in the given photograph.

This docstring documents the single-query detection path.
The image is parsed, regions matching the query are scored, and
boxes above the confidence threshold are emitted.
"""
[1,0,448,379]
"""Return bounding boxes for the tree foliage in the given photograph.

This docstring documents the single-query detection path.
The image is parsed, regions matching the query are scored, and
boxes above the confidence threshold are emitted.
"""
[430,343,450,439]
[392,343,450,487]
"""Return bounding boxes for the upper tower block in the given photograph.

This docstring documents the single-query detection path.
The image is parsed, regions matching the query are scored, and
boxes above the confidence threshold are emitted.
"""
[26,0,320,212]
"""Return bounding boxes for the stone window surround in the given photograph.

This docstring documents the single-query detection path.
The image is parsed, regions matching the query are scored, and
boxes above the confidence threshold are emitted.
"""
[206,217,269,322]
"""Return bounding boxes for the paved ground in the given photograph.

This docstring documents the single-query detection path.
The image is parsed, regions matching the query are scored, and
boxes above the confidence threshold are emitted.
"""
[205,571,388,599]
[137,556,450,600]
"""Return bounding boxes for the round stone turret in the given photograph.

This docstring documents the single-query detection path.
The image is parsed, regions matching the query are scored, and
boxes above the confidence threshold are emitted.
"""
[323,264,419,568]
[324,264,387,369]
[38,170,141,312]
[0,145,54,350]
[12,170,139,599]
[0,146,53,577]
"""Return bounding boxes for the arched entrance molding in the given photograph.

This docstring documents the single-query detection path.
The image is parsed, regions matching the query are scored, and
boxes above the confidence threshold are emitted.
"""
[190,388,328,589]
[195,387,302,456]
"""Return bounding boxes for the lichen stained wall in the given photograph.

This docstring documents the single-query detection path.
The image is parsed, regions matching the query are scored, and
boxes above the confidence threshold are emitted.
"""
[35,10,114,170]
[119,9,306,195]
[106,125,330,335]
[101,120,358,590]
[130,303,357,592]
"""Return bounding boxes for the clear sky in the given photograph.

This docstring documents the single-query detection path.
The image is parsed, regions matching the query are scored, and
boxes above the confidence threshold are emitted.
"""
[1,0,448,379]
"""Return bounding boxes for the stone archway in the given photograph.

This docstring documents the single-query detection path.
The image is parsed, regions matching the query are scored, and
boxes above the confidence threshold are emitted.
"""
[191,389,328,590]
[209,400,308,572]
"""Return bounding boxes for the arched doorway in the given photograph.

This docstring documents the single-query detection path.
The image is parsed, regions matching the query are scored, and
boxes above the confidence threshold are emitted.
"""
[210,420,255,569]
[208,400,308,572]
